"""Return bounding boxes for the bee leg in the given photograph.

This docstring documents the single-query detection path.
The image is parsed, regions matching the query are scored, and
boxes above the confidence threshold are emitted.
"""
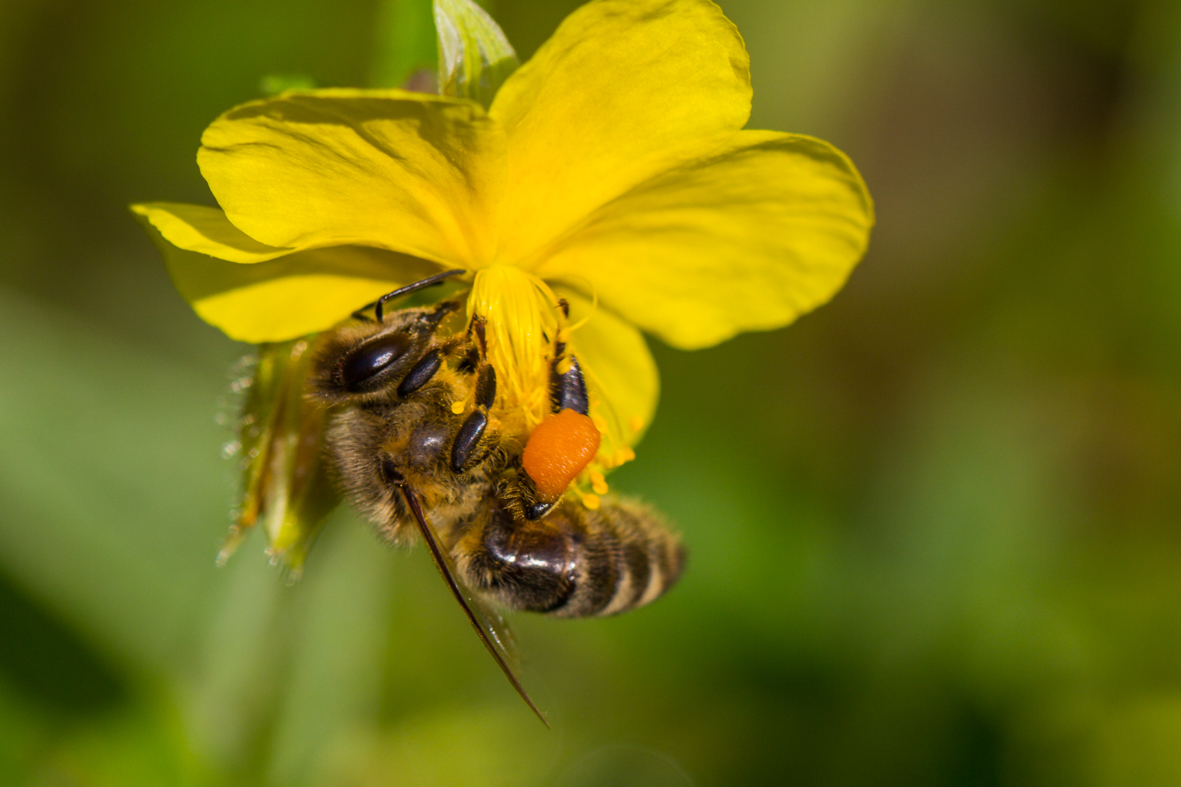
[495,337,592,519]
[473,359,497,410]
[451,410,488,471]
[546,300,589,416]
[549,354,589,416]
[502,321,589,518]
[397,349,443,397]
[450,314,502,473]
[450,363,498,472]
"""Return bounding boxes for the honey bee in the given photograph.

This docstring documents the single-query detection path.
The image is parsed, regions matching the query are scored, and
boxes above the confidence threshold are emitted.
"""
[307,270,685,723]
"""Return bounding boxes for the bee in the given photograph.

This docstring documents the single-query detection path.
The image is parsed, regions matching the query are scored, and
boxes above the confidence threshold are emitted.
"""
[307,270,685,723]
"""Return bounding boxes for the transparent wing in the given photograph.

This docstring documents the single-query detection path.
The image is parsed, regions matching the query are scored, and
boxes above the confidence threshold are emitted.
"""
[398,484,548,727]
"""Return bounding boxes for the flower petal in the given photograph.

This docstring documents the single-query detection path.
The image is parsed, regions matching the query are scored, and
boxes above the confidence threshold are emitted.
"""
[137,213,441,342]
[490,0,751,265]
[131,202,293,263]
[537,132,874,350]
[198,88,505,268]
[557,287,659,457]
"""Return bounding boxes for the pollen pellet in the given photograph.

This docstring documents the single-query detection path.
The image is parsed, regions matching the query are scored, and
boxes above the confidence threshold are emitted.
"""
[522,409,601,500]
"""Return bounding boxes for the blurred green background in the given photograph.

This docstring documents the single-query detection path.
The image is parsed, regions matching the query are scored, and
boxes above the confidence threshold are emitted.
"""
[3,0,1181,784]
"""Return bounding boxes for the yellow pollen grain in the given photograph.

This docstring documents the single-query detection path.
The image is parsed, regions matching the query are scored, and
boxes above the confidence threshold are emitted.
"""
[581,493,601,511]
[451,401,466,415]
[613,447,636,466]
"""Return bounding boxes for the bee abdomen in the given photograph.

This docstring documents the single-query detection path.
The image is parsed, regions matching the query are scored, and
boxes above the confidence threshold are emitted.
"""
[457,499,684,619]
[553,499,684,619]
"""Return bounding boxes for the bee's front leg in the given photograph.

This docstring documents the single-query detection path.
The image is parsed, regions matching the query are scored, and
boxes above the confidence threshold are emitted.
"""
[450,360,499,470]
[449,314,503,473]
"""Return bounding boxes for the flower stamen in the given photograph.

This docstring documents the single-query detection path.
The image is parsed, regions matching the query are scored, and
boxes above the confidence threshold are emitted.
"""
[468,265,563,436]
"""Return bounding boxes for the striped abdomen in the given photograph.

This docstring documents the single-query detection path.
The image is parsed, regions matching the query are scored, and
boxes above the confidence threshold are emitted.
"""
[454,498,685,618]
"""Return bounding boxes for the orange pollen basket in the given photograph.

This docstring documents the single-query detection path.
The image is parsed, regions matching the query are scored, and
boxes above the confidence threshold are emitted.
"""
[522,409,602,500]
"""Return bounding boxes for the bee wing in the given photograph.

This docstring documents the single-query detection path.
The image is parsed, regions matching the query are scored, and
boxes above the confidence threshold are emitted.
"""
[398,485,548,727]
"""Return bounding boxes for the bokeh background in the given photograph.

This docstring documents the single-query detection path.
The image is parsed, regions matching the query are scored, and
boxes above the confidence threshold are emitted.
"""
[3,0,1181,784]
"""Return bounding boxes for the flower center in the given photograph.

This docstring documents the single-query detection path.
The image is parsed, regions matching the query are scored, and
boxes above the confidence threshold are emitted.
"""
[467,265,562,438]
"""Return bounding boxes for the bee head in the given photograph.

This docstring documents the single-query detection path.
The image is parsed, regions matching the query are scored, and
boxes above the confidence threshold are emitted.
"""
[308,311,437,404]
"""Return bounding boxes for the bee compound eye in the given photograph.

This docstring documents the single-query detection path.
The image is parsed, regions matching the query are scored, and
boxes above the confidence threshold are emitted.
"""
[340,333,412,390]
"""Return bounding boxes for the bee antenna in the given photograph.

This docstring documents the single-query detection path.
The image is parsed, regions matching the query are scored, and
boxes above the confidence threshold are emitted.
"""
[364,269,466,323]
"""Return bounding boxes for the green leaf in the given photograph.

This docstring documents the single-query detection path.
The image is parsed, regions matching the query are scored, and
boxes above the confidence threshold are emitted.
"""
[433,0,518,108]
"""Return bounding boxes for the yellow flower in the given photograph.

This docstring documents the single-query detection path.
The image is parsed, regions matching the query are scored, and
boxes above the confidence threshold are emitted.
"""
[133,0,872,487]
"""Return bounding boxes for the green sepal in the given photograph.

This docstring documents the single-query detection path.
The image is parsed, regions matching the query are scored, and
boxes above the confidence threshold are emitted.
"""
[434,0,518,107]
[219,338,340,578]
